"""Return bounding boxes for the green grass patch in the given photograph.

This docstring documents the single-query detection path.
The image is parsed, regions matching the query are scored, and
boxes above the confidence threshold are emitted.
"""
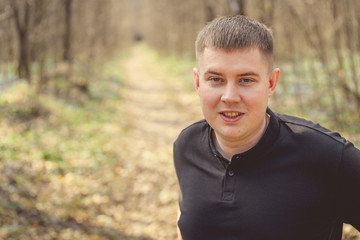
[142,44,195,90]
[0,52,128,239]
[0,51,126,172]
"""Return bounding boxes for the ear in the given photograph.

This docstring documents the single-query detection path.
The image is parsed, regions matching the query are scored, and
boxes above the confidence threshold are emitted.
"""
[268,68,280,98]
[193,68,200,94]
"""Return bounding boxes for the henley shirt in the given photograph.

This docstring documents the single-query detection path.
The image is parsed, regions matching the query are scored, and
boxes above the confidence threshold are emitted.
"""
[173,108,360,240]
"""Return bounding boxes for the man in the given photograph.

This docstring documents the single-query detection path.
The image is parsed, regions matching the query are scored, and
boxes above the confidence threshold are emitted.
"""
[173,15,360,240]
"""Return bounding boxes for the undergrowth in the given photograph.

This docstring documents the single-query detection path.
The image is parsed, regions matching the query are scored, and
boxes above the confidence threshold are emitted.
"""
[0,53,127,239]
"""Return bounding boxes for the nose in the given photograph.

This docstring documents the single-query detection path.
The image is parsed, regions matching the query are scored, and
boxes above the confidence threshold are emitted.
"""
[221,83,240,104]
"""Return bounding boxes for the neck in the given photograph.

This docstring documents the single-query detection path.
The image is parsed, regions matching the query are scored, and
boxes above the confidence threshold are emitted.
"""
[214,114,269,160]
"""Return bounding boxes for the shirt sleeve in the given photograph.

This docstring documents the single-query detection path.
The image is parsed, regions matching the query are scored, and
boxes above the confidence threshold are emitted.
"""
[336,141,360,230]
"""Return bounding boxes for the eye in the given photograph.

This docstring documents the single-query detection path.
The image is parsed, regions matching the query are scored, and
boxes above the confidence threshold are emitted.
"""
[240,78,254,84]
[209,77,222,82]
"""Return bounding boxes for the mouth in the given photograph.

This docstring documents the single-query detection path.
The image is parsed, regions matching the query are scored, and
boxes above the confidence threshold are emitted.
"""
[220,111,243,118]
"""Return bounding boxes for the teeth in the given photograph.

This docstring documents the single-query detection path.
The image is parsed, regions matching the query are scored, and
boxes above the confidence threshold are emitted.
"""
[223,112,240,117]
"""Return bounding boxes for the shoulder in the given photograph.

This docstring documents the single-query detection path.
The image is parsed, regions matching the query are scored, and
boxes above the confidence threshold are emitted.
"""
[178,119,208,135]
[275,112,347,145]
[273,112,360,174]
[175,119,209,143]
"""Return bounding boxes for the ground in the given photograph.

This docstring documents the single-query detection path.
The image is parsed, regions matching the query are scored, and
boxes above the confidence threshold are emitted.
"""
[0,44,202,240]
[114,45,202,239]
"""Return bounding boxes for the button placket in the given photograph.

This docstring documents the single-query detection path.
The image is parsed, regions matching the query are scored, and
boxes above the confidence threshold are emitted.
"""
[222,168,236,202]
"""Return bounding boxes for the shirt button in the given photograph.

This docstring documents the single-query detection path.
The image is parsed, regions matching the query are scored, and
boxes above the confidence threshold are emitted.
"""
[228,170,234,177]
[223,192,234,201]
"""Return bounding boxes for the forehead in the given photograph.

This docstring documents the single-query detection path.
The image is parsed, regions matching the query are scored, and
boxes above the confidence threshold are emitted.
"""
[198,47,270,74]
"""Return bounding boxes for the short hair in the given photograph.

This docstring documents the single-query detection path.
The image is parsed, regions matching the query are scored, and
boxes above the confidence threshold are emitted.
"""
[195,15,274,68]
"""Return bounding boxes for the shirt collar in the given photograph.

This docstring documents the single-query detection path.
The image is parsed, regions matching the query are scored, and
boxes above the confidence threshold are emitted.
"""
[208,108,281,169]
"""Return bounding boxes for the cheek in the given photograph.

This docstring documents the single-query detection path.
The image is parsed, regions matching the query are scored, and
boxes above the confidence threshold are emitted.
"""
[252,85,269,98]
[199,87,220,108]
[242,88,269,106]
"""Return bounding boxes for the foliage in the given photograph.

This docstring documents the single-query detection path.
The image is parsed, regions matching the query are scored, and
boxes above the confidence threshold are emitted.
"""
[0,83,49,125]
[0,54,133,239]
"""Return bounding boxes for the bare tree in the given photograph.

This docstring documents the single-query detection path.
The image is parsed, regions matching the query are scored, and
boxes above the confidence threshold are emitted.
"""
[286,1,341,121]
[260,0,274,27]
[342,0,359,97]
[9,0,31,82]
[63,0,72,63]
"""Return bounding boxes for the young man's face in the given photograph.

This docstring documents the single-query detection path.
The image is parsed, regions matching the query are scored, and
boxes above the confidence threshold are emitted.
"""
[194,47,279,144]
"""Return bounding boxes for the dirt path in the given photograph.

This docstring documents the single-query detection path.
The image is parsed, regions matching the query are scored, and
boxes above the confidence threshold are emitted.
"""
[116,45,202,239]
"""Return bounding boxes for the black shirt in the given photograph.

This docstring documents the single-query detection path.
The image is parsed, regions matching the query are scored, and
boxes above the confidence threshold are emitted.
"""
[173,109,360,240]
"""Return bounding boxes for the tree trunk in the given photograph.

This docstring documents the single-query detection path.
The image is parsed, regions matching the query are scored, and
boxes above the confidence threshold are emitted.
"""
[63,0,72,63]
[9,0,31,83]
[288,3,340,122]
[205,4,215,22]
[261,0,274,27]
[342,0,359,94]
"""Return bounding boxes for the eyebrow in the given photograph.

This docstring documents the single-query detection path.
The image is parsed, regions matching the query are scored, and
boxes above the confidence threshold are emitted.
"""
[204,70,222,76]
[204,70,260,77]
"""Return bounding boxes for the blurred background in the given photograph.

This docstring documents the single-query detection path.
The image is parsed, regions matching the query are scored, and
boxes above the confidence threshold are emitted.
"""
[0,0,359,239]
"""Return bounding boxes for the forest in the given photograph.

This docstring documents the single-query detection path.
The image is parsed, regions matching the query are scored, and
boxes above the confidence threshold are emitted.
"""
[0,0,359,239]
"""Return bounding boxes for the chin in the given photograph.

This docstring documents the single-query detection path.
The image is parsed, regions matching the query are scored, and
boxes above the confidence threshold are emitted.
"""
[217,128,243,139]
